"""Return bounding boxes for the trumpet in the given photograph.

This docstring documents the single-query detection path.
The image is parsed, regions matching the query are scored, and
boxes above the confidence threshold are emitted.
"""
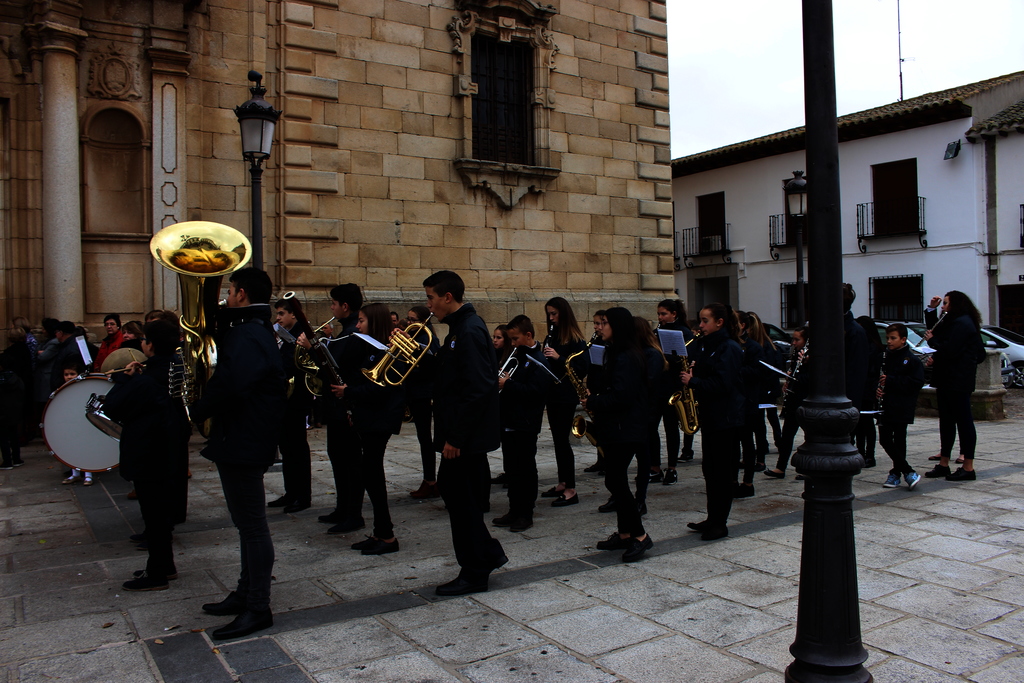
[499,349,521,382]
[362,321,434,387]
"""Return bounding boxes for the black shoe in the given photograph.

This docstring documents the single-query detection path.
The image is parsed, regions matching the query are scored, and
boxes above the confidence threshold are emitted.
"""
[122,572,169,591]
[318,511,344,524]
[540,486,562,498]
[701,526,729,541]
[436,576,488,596]
[637,502,648,516]
[863,458,877,469]
[734,483,755,499]
[129,533,146,543]
[598,497,617,513]
[267,496,293,508]
[753,462,766,472]
[350,536,378,551]
[623,535,653,562]
[133,569,177,581]
[648,470,663,483]
[680,450,694,462]
[283,501,310,514]
[687,520,711,532]
[509,517,533,533]
[0,462,12,470]
[490,472,508,485]
[583,461,605,473]
[135,540,149,551]
[763,469,785,479]
[551,493,578,507]
[12,457,23,467]
[491,554,509,572]
[202,591,248,616]
[211,609,274,640]
[596,532,631,550]
[492,514,515,527]
[946,467,976,481]
[662,469,678,485]
[327,518,365,534]
[924,465,951,479]
[361,538,399,555]
[794,474,807,481]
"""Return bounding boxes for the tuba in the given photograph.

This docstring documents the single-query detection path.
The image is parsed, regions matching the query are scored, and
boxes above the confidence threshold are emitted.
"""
[150,221,252,435]
[668,332,701,435]
[362,322,434,387]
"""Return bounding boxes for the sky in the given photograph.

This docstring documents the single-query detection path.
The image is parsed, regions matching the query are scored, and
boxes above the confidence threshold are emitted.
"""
[668,0,1024,159]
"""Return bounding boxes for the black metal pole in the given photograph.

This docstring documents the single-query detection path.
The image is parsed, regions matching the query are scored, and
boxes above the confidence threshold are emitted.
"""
[795,217,806,326]
[786,1,871,682]
[249,160,264,270]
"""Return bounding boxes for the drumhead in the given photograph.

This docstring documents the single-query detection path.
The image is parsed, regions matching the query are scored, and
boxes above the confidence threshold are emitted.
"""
[100,347,146,374]
[41,374,120,473]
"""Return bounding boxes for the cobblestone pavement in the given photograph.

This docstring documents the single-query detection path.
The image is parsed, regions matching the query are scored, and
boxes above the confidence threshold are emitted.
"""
[2,403,1024,682]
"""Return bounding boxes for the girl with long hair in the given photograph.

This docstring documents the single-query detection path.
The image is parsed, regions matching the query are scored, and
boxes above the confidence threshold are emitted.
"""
[493,325,511,367]
[635,316,668,513]
[923,290,985,481]
[764,326,810,478]
[680,303,745,540]
[654,299,693,482]
[746,311,783,457]
[587,307,653,562]
[406,306,442,499]
[541,297,586,506]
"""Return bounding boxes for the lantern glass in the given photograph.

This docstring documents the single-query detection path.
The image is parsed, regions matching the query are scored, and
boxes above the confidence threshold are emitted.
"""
[787,189,806,217]
[239,117,274,159]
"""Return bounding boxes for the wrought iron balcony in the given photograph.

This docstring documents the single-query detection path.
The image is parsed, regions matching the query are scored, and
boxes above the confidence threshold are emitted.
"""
[856,196,927,252]
[1019,204,1024,249]
[679,224,732,268]
[768,214,809,260]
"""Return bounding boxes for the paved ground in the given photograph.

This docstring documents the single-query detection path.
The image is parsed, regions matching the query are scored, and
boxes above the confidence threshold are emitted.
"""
[3,399,1024,682]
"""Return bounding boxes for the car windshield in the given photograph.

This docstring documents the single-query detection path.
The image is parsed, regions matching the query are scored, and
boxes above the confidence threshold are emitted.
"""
[902,324,929,349]
[985,326,1024,345]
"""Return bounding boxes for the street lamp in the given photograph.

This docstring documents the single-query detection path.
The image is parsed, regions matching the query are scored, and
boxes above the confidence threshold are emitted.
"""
[784,170,808,326]
[234,70,281,270]
[785,1,871,682]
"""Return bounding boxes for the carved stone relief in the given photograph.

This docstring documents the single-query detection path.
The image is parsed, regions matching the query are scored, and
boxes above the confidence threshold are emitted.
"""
[88,45,141,100]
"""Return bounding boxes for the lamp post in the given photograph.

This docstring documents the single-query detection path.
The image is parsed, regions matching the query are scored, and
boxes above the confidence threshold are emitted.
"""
[234,70,281,270]
[785,170,808,326]
[785,1,871,682]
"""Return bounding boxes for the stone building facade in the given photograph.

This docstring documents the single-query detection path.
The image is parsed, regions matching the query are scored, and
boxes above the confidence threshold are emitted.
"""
[0,0,673,330]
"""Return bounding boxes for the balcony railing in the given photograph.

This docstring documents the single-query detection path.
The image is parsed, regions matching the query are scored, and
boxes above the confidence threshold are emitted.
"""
[856,196,927,252]
[768,214,809,260]
[679,224,732,268]
[1019,204,1023,249]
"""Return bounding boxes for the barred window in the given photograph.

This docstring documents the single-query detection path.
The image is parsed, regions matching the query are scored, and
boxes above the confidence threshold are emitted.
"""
[780,281,809,329]
[870,274,923,322]
[471,34,533,165]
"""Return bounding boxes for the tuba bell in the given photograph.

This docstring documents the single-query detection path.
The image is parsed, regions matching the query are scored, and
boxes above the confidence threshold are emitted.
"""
[150,221,252,435]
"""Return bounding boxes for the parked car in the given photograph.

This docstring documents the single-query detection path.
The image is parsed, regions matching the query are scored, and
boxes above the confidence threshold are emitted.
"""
[981,326,1024,388]
[762,323,792,356]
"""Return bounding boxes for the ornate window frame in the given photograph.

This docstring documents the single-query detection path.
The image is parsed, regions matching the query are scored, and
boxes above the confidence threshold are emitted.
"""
[448,0,560,209]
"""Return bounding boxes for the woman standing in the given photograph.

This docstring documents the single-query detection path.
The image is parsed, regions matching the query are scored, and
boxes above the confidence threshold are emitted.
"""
[333,302,405,554]
[681,303,744,540]
[541,297,586,507]
[406,306,441,499]
[588,307,652,562]
[746,312,783,460]
[923,291,985,481]
[654,299,693,483]
[635,317,668,514]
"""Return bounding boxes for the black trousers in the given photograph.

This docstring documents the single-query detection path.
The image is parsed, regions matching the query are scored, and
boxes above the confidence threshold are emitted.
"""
[765,407,782,447]
[604,441,646,538]
[280,399,312,504]
[134,477,177,580]
[937,388,976,460]
[358,431,394,539]
[662,404,681,468]
[408,397,436,481]
[682,431,695,459]
[326,417,364,520]
[546,400,577,488]
[855,414,876,460]
[438,451,506,582]
[773,412,802,472]
[702,427,741,528]
[739,415,760,484]
[878,422,913,475]
[501,430,538,519]
[217,462,274,612]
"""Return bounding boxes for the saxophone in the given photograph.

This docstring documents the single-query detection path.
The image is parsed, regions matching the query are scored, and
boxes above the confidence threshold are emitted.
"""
[668,332,700,435]
[568,336,599,447]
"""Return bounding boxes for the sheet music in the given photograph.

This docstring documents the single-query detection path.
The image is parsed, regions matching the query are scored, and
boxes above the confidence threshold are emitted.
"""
[274,324,297,344]
[75,337,93,368]
[758,360,791,380]
[589,344,606,366]
[354,333,389,351]
[656,329,687,357]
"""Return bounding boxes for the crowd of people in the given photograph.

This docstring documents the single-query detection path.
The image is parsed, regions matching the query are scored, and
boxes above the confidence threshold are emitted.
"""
[2,270,991,639]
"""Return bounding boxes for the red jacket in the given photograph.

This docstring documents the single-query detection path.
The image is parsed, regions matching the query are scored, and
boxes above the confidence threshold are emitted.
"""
[94,329,124,369]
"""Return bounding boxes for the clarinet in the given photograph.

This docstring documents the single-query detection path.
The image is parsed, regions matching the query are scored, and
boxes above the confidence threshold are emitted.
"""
[876,349,887,412]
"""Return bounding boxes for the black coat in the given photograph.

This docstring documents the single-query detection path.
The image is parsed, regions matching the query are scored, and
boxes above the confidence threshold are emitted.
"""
[103,354,192,482]
[433,303,500,454]
[0,370,25,429]
[318,314,361,423]
[878,344,925,425]
[689,328,745,431]
[642,345,668,422]
[499,344,553,434]
[761,342,785,402]
[738,336,765,417]
[50,336,93,391]
[862,346,884,410]
[190,305,288,467]
[345,341,405,436]
[929,314,985,393]
[587,346,649,446]
[545,336,586,405]
[844,311,868,410]
[404,323,440,401]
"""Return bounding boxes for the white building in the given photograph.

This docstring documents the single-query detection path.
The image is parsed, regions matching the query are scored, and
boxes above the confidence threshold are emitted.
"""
[670,71,1024,332]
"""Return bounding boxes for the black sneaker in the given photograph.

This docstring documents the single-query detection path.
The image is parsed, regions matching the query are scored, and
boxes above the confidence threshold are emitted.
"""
[12,457,24,467]
[924,465,951,478]
[123,572,169,591]
[946,467,976,481]
[734,483,755,498]
[863,458,877,469]
[0,462,12,470]
[622,535,653,562]
[648,470,663,483]
[492,514,515,527]
[662,469,678,485]
[133,569,177,580]
[680,450,694,462]
[596,533,630,550]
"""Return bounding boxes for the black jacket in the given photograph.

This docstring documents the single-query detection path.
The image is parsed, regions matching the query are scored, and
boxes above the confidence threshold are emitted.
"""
[844,311,869,409]
[190,305,288,467]
[862,346,884,409]
[0,370,25,429]
[879,344,925,425]
[929,313,985,393]
[761,342,785,402]
[689,328,745,431]
[103,353,191,481]
[545,336,586,405]
[642,345,668,422]
[433,303,500,454]
[783,348,813,419]
[499,344,553,434]
[50,335,93,391]
[404,323,441,402]
[345,340,405,436]
[319,314,361,423]
[587,346,649,446]
[738,335,766,418]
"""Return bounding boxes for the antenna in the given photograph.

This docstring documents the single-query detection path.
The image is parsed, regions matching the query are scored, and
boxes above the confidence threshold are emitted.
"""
[897,0,904,101]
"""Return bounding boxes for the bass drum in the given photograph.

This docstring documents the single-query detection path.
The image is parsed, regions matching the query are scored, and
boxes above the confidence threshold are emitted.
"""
[41,374,120,473]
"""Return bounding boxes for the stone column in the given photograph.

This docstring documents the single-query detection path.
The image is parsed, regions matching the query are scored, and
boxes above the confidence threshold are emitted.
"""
[37,21,87,322]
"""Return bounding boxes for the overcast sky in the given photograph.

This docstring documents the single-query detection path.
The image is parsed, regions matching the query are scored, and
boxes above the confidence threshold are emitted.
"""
[668,0,1024,159]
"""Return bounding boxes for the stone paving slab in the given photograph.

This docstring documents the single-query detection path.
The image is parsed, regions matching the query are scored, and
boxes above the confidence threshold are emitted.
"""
[3,411,1024,681]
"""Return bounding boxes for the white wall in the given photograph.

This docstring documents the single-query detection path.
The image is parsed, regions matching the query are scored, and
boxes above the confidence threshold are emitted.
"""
[672,117,993,326]
[995,132,1024,286]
